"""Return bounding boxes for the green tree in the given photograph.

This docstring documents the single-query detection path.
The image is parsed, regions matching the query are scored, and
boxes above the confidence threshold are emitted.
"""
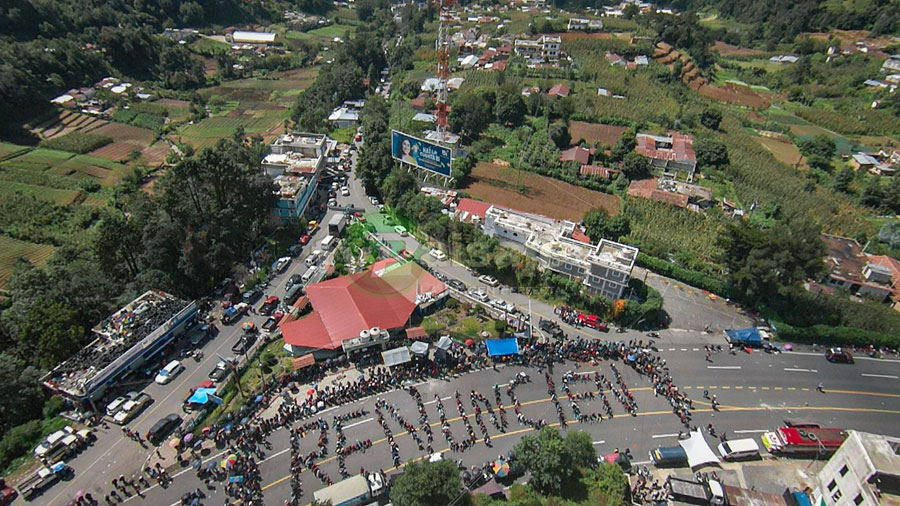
[449,90,493,139]
[513,427,596,496]
[833,167,854,193]
[495,85,526,126]
[564,430,596,468]
[583,208,630,241]
[586,463,628,506]
[798,134,836,159]
[610,131,636,163]
[0,354,45,434]
[694,137,729,169]
[548,122,570,149]
[16,299,85,369]
[699,108,723,130]
[621,152,650,180]
[390,460,469,506]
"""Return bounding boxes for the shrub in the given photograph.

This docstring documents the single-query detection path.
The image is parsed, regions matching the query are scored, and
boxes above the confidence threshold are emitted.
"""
[40,132,113,154]
[0,420,42,471]
[637,253,733,297]
[112,109,137,124]
[131,113,165,130]
[776,322,899,349]
[42,396,66,418]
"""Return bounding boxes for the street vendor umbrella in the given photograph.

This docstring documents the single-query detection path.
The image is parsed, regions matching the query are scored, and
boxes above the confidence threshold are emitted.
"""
[783,344,793,351]
[170,437,181,448]
[202,426,211,434]
[492,459,510,478]
[242,321,256,331]
[465,339,474,347]
[307,388,316,396]
[183,433,194,444]
[192,459,202,469]
[205,461,218,472]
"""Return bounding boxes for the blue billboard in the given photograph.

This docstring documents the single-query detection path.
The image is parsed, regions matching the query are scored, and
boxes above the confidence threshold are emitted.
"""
[391,130,452,177]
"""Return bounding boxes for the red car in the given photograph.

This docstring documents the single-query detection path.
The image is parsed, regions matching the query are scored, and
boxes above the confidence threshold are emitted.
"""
[825,348,854,364]
[298,234,311,245]
[577,313,608,331]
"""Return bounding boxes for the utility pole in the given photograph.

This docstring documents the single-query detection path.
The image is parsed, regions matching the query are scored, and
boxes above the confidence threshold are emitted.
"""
[217,352,246,399]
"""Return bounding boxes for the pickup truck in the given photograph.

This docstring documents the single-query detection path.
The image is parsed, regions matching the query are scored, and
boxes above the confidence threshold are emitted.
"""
[666,476,726,506]
[113,394,153,425]
[17,462,71,500]
[259,296,279,316]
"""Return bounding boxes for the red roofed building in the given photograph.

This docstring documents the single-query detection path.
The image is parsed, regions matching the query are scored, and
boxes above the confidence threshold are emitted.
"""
[488,59,507,71]
[547,83,569,97]
[454,197,493,223]
[580,165,619,179]
[635,132,697,175]
[868,255,900,310]
[560,146,590,165]
[571,227,592,244]
[627,177,689,208]
[281,258,446,356]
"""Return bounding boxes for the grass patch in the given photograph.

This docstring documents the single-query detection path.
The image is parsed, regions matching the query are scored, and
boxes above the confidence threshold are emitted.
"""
[0,181,81,205]
[40,132,113,154]
[190,37,232,56]
[0,142,30,161]
[309,24,355,38]
[0,235,56,288]
[330,126,356,144]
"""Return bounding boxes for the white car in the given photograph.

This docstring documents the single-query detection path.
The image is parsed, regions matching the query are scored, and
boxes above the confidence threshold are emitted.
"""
[341,186,350,196]
[112,394,153,425]
[478,274,499,287]
[490,298,515,313]
[154,360,184,385]
[393,225,408,236]
[468,289,489,302]
[369,196,380,206]
[429,249,447,261]
[105,396,128,417]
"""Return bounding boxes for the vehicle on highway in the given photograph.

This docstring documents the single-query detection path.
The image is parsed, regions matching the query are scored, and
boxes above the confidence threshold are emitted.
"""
[539,319,564,339]
[273,256,292,273]
[242,288,262,305]
[467,288,489,302]
[490,298,515,313]
[232,333,257,354]
[577,313,608,331]
[154,360,185,385]
[298,234,311,245]
[146,414,182,445]
[762,426,848,456]
[649,445,688,467]
[285,274,302,290]
[16,462,71,500]
[260,296,280,316]
[717,438,760,461]
[447,279,466,292]
[105,396,128,417]
[478,274,499,286]
[306,250,321,267]
[208,359,235,383]
[825,347,854,363]
[429,249,447,261]
[112,394,153,425]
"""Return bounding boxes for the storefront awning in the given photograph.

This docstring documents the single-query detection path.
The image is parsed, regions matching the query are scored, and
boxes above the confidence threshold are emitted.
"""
[382,347,411,367]
[678,430,720,469]
[291,353,315,370]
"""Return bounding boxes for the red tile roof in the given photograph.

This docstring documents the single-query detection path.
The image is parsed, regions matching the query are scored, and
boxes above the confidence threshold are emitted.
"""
[571,227,592,244]
[489,60,507,71]
[455,198,493,221]
[580,165,618,179]
[635,132,696,163]
[627,178,688,208]
[560,146,590,165]
[405,326,427,339]
[548,83,570,97]
[281,258,445,350]
[868,255,900,301]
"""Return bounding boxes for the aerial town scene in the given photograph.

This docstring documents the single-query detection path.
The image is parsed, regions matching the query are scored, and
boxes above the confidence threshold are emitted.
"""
[1,0,900,505]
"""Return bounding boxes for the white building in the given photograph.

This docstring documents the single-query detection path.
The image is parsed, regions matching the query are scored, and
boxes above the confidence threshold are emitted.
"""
[327,100,365,129]
[514,35,561,61]
[229,31,277,44]
[483,206,637,300]
[812,431,900,506]
[262,133,335,221]
[567,18,603,32]
[882,55,900,73]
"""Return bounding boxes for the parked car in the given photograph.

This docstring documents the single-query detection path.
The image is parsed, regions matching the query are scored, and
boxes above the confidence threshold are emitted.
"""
[285,274,302,290]
[112,394,153,425]
[298,234,311,245]
[429,249,447,261]
[577,313,608,331]
[232,333,257,354]
[154,360,184,385]
[208,359,235,383]
[260,296,280,316]
[825,348,854,363]
[105,396,128,417]
[447,279,466,292]
[467,288,489,302]
[393,225,408,236]
[341,186,350,196]
[490,298,515,313]
[478,274,499,287]
[241,288,262,305]
[146,414,182,445]
[262,317,278,333]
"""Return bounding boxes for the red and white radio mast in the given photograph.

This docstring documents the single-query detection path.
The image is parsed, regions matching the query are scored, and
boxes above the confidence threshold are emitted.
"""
[435,0,454,143]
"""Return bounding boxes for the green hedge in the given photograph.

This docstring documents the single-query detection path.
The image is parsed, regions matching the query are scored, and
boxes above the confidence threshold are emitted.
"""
[636,253,734,298]
[776,322,899,349]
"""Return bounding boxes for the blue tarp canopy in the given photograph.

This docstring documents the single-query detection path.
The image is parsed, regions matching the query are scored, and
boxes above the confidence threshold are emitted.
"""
[224,306,237,316]
[187,388,223,406]
[485,338,519,357]
[725,328,761,345]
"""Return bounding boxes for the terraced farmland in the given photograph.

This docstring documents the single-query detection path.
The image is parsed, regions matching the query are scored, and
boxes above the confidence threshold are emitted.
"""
[0,236,56,288]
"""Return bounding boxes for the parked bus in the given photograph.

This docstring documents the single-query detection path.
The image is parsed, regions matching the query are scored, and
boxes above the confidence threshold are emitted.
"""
[761,426,847,456]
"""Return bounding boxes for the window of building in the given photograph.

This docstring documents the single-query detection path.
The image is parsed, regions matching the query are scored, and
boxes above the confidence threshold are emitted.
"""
[839,465,849,477]
[853,493,864,505]
[831,490,842,502]
[564,263,572,271]
[828,480,837,492]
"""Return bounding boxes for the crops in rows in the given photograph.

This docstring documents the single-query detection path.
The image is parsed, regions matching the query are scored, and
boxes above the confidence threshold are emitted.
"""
[0,235,55,289]
[41,132,112,154]
[0,142,29,160]
[0,181,81,205]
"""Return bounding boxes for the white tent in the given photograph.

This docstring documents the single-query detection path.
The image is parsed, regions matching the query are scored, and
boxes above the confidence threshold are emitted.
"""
[436,335,452,351]
[409,341,429,356]
[678,430,721,469]
[382,347,411,367]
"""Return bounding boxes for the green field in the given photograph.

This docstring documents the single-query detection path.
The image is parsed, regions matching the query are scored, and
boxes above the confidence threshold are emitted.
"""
[0,142,30,161]
[1,148,75,171]
[0,181,81,205]
[0,235,56,288]
[190,37,232,55]
[308,24,355,38]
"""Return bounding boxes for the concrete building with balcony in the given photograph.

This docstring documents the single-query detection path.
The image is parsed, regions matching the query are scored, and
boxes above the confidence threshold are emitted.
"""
[483,206,637,300]
[514,35,561,62]
[262,133,335,222]
[812,431,900,506]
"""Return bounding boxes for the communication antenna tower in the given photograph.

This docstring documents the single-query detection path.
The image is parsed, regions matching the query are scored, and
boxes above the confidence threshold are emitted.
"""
[435,0,454,144]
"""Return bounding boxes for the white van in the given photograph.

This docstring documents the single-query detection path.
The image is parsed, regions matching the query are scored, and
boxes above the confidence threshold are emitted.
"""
[154,360,184,385]
[302,266,319,284]
[320,235,335,250]
[306,250,322,267]
[717,438,760,460]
